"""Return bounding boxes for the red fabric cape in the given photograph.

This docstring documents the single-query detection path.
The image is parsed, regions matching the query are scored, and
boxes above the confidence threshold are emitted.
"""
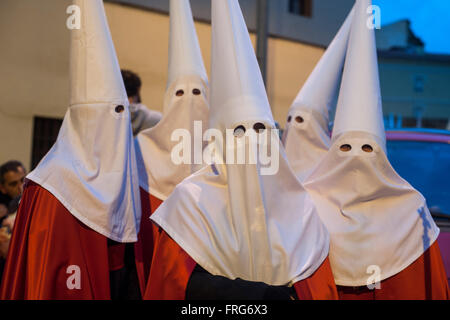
[0,181,121,300]
[294,256,339,300]
[337,241,450,300]
[143,228,338,300]
[134,188,163,295]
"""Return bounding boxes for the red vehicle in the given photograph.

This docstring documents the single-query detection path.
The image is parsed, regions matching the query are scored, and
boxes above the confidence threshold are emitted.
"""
[386,128,450,284]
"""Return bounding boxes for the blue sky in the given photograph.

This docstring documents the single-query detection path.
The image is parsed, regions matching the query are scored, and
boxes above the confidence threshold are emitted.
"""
[372,0,450,54]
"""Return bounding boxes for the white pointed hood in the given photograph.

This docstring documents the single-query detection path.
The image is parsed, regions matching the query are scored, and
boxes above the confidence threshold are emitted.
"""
[332,0,385,148]
[151,0,329,286]
[167,0,208,88]
[209,0,274,132]
[136,0,209,201]
[283,6,354,181]
[304,0,439,286]
[27,0,141,242]
[290,6,354,124]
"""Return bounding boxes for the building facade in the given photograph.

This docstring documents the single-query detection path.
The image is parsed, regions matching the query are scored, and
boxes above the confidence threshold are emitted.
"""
[376,20,450,130]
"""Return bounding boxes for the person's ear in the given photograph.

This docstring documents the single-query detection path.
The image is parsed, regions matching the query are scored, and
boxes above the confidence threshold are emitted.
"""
[0,185,6,194]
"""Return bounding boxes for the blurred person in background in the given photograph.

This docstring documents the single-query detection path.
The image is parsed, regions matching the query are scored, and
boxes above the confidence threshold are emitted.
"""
[121,69,162,136]
[0,227,11,284]
[0,161,26,221]
[0,160,25,228]
[0,160,26,286]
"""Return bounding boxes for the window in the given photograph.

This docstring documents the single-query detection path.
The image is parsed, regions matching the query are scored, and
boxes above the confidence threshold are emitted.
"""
[288,0,313,17]
[400,117,448,130]
[413,75,425,93]
[31,116,63,169]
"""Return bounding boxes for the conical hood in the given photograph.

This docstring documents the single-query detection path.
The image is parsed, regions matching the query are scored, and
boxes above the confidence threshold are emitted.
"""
[210,0,274,131]
[149,0,330,287]
[282,6,355,181]
[167,0,208,89]
[27,0,141,243]
[70,0,128,107]
[290,6,354,123]
[332,0,385,145]
[135,0,210,201]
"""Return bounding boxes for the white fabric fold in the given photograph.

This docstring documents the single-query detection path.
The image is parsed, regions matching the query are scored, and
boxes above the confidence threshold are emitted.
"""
[304,131,439,285]
[152,144,330,285]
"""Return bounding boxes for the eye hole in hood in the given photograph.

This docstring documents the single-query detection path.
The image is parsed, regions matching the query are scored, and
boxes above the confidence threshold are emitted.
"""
[115,105,125,113]
[253,122,266,133]
[362,144,373,153]
[233,125,246,137]
[340,144,352,152]
[295,116,304,123]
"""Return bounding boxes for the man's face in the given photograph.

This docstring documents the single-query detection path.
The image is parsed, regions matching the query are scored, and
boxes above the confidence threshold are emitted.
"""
[0,166,26,199]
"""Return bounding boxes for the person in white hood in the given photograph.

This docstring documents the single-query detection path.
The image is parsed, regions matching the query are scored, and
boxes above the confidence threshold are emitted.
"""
[282,6,354,181]
[0,0,141,299]
[143,0,338,300]
[133,0,210,295]
[304,0,449,300]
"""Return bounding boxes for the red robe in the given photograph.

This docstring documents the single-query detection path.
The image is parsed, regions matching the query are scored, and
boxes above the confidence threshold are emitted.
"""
[0,181,124,300]
[143,228,339,300]
[337,241,450,300]
[134,188,163,295]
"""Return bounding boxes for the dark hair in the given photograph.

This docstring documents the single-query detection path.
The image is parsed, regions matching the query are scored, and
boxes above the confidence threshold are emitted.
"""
[121,69,142,102]
[0,160,25,185]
